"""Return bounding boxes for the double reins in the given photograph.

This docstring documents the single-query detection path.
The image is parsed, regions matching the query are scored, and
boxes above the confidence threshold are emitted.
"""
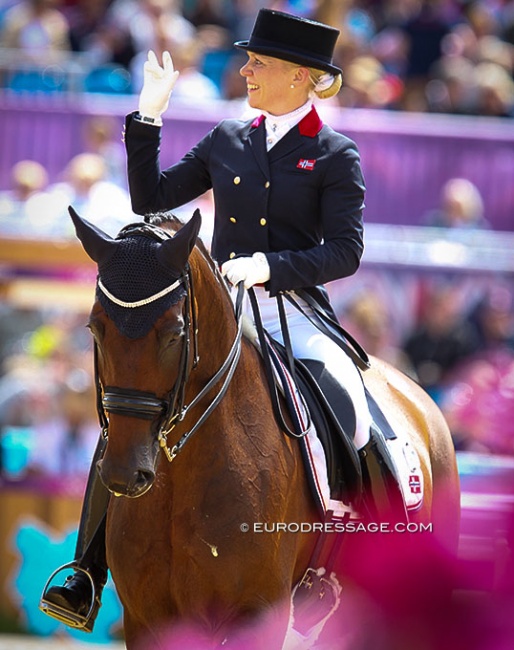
[156,279,245,461]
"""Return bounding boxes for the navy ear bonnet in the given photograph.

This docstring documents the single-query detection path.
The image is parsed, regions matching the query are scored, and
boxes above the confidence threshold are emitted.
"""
[68,206,202,340]
[97,224,187,339]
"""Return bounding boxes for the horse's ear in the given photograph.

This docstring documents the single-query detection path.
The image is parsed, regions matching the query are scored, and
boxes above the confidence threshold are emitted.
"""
[157,209,202,274]
[69,206,118,264]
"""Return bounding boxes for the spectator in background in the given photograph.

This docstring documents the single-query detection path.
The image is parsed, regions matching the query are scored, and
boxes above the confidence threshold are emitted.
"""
[81,115,127,187]
[63,0,132,68]
[396,0,452,111]
[0,159,51,236]
[468,285,514,354]
[436,284,514,453]
[42,153,135,237]
[0,0,70,59]
[402,283,480,401]
[476,34,513,74]
[0,159,48,205]
[0,312,98,478]
[426,55,476,114]
[30,380,98,477]
[337,53,404,109]
[423,177,489,229]
[343,289,415,376]
[370,24,409,78]
[473,61,514,117]
[106,0,195,68]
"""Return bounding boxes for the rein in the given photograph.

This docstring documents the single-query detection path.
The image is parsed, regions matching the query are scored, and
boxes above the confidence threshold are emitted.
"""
[95,267,245,463]
[157,280,245,461]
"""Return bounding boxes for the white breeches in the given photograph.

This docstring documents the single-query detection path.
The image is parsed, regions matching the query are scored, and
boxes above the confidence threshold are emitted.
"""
[243,286,372,449]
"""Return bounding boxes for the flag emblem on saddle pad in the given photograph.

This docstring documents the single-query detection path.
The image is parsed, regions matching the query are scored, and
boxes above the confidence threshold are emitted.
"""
[297,159,316,170]
[409,474,422,494]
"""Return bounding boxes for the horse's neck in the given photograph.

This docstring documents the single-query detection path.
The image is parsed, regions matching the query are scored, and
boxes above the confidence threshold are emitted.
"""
[191,250,239,378]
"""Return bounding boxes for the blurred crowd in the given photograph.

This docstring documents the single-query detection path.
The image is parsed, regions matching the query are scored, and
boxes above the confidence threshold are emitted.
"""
[0,113,138,238]
[0,307,99,479]
[335,273,514,456]
[0,0,513,115]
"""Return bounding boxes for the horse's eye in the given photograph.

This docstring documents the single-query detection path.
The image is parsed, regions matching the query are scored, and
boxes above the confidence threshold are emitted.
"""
[160,325,184,348]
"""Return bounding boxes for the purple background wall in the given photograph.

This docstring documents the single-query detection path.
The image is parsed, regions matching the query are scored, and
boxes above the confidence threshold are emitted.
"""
[1,93,513,231]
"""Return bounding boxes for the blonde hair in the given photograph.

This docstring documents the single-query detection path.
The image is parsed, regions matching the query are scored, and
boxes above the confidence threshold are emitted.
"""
[308,67,343,99]
[442,178,485,224]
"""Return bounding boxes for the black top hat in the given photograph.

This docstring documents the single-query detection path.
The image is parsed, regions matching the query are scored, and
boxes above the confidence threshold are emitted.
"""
[234,9,342,76]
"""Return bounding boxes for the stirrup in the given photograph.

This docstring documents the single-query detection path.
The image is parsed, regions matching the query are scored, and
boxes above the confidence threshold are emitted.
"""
[39,562,98,632]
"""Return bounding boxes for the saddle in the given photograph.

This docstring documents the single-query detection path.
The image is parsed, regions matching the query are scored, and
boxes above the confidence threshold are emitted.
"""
[246,288,411,522]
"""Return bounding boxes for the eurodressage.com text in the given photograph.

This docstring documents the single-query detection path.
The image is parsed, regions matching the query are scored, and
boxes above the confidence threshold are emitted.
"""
[240,522,433,534]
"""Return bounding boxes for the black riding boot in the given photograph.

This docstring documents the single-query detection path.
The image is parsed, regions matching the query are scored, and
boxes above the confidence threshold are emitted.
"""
[39,436,110,632]
[359,424,408,523]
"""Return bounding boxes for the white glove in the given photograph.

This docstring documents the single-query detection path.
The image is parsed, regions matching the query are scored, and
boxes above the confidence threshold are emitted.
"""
[221,253,270,289]
[138,50,179,124]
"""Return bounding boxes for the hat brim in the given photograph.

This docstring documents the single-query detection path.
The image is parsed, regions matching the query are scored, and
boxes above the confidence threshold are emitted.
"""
[234,40,342,76]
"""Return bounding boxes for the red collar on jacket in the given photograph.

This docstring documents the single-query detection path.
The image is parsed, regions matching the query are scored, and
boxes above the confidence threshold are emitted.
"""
[250,106,323,137]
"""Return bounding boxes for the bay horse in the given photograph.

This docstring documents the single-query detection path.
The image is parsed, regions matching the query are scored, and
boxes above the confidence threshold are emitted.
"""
[70,207,460,649]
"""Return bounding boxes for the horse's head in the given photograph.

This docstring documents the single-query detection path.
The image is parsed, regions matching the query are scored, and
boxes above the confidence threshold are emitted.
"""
[70,207,201,497]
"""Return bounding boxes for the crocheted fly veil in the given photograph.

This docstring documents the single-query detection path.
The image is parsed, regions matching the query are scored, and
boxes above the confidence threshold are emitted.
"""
[69,207,202,339]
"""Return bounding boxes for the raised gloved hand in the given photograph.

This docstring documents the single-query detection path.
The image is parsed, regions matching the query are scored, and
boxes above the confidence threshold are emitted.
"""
[221,253,270,289]
[138,50,179,124]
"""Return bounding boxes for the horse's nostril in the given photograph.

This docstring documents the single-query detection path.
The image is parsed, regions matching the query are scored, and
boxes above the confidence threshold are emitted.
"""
[134,469,155,491]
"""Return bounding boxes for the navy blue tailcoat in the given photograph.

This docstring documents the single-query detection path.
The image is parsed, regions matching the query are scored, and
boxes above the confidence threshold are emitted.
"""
[124,107,365,314]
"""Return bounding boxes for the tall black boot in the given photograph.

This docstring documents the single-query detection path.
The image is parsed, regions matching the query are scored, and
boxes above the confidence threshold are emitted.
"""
[39,436,110,632]
[359,425,408,523]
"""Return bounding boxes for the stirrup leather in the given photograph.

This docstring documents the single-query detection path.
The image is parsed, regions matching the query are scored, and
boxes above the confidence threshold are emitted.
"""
[39,562,98,631]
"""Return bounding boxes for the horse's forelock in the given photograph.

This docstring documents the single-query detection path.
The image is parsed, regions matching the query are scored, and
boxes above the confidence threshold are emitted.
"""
[144,211,183,233]
[144,211,215,271]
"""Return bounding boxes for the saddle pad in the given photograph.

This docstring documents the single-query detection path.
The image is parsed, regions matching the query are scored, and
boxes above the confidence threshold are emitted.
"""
[385,434,424,511]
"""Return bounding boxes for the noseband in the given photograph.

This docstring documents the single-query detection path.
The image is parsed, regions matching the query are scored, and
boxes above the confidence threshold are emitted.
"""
[101,387,167,420]
[94,223,244,463]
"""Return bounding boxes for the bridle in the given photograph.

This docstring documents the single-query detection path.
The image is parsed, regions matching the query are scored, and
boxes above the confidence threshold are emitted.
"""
[93,223,245,463]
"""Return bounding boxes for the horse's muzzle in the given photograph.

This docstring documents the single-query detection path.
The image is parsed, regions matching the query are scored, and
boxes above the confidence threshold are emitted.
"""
[96,460,155,498]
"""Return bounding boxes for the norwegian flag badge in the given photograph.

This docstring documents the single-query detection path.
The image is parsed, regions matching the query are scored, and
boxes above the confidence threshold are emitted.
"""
[409,474,422,494]
[297,158,316,171]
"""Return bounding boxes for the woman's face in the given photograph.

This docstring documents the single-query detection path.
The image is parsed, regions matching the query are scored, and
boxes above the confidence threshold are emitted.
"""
[240,52,308,115]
